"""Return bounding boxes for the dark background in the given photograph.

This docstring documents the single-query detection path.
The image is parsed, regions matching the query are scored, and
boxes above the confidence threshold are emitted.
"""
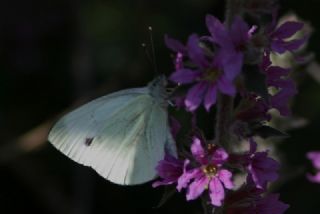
[0,0,320,213]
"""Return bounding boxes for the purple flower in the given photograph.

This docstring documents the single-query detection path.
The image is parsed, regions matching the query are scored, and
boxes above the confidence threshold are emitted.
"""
[306,151,320,183]
[206,15,254,81]
[262,53,297,116]
[177,137,234,206]
[168,34,236,111]
[246,139,280,189]
[225,181,289,214]
[227,193,289,214]
[230,139,279,189]
[166,14,255,112]
[266,13,307,54]
[152,153,184,188]
[251,194,289,214]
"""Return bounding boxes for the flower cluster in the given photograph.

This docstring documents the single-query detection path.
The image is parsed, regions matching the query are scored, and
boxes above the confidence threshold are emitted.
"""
[167,15,253,111]
[152,2,307,213]
[154,137,283,210]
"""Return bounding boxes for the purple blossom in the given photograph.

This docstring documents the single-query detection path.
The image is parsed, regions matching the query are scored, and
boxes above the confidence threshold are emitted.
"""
[230,139,279,189]
[246,139,280,189]
[225,180,289,214]
[168,34,236,111]
[152,153,184,188]
[262,53,297,116]
[251,194,289,214]
[205,15,254,81]
[227,193,289,214]
[166,14,254,112]
[266,13,307,54]
[177,137,234,206]
[306,151,320,183]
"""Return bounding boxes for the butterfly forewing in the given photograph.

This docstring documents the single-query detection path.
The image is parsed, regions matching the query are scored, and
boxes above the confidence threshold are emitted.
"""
[48,83,173,185]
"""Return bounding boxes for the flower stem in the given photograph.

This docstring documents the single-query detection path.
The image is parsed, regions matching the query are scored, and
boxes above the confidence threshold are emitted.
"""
[215,94,234,151]
[214,0,242,152]
[201,196,215,214]
[225,0,242,26]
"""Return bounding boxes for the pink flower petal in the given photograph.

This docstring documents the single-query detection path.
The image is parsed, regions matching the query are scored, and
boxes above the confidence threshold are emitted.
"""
[307,172,320,183]
[209,177,225,206]
[177,160,201,191]
[191,137,206,164]
[186,175,209,201]
[307,151,320,170]
[218,169,234,189]
[211,148,229,165]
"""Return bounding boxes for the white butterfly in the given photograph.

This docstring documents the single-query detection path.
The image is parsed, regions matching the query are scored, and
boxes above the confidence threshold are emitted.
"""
[48,75,176,185]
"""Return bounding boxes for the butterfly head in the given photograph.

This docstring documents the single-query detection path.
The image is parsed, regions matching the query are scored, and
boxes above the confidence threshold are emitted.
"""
[148,75,168,105]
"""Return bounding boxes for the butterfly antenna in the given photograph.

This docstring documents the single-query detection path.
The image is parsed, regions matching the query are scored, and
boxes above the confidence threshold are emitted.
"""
[148,26,159,75]
[141,43,154,69]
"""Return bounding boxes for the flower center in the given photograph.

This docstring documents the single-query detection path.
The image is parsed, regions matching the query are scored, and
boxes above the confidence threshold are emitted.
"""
[203,68,221,82]
[202,164,218,177]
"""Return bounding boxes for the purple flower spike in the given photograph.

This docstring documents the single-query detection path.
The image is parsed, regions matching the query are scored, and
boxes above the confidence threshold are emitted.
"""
[177,137,234,207]
[306,151,320,183]
[152,153,184,188]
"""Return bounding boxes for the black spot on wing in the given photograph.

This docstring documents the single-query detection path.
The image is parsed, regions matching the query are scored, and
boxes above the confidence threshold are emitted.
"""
[85,137,94,146]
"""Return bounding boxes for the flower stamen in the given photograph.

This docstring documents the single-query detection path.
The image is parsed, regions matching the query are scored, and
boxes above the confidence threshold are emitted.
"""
[202,164,218,177]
